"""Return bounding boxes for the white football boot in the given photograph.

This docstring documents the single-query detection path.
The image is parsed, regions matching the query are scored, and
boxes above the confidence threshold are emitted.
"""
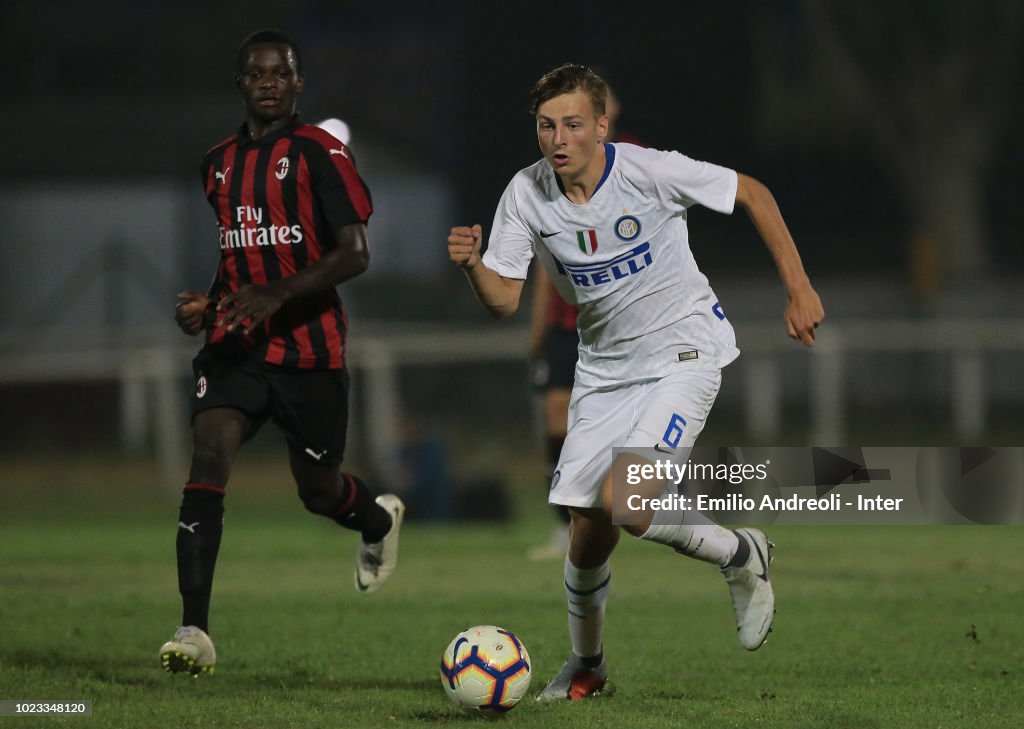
[722,528,775,650]
[159,625,216,676]
[354,494,405,594]
[536,654,608,701]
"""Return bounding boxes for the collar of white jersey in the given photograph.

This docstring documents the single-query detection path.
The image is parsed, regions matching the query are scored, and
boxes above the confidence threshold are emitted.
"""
[553,142,615,201]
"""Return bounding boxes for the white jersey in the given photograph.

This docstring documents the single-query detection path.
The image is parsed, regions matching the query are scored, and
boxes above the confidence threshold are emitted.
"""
[482,142,740,388]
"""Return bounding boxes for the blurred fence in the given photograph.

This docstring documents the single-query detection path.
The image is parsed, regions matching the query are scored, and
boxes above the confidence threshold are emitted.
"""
[2,319,1023,492]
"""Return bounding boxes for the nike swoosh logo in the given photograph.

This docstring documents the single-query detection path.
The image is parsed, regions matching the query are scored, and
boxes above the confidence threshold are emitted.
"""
[654,443,675,454]
[355,573,371,591]
[539,230,560,238]
[748,533,770,582]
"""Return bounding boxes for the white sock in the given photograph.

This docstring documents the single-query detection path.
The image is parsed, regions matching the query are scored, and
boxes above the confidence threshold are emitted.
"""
[641,520,739,567]
[563,557,610,660]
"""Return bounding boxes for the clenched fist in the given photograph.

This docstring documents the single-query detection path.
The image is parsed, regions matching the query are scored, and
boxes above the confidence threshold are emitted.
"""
[448,224,483,270]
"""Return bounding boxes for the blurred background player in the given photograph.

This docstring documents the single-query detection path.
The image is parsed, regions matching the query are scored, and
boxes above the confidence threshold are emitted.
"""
[159,29,404,677]
[525,263,575,560]
[527,86,642,561]
[448,63,823,701]
[316,117,352,146]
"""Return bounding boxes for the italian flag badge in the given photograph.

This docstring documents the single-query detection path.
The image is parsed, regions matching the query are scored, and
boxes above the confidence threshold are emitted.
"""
[577,229,598,255]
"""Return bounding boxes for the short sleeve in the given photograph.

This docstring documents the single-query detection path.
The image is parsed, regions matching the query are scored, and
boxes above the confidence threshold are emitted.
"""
[481,177,535,280]
[303,139,374,230]
[646,148,738,215]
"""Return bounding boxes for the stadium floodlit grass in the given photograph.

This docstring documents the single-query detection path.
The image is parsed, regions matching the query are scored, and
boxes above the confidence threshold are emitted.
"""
[1,454,1022,728]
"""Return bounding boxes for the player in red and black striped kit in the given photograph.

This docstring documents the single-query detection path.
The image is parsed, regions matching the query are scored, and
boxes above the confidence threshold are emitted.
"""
[159,29,404,676]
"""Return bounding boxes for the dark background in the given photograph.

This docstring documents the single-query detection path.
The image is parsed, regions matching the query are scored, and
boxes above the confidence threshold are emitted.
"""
[2,0,1020,278]
[1,0,1022,457]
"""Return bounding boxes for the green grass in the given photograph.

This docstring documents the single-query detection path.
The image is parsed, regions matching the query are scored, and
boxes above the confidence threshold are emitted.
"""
[1,454,1022,728]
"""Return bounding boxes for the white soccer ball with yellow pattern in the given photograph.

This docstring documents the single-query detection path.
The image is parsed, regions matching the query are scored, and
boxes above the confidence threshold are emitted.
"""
[439,625,532,717]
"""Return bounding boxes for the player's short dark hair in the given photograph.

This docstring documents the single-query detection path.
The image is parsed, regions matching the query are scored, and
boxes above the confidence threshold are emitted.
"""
[237,29,303,73]
[529,64,607,117]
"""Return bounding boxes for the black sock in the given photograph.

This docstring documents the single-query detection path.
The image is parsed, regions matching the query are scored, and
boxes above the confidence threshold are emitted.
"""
[726,530,750,568]
[579,649,604,668]
[176,484,225,633]
[334,472,392,543]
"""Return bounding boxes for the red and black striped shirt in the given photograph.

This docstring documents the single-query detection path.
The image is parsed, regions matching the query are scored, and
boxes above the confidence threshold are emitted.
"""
[199,115,372,369]
[545,284,579,332]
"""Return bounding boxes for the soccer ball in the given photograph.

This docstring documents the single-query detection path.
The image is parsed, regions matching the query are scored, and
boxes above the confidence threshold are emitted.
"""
[439,625,532,717]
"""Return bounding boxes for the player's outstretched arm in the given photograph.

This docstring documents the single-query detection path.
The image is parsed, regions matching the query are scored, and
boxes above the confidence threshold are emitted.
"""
[735,174,824,347]
[448,224,524,319]
[218,222,369,335]
[174,291,210,336]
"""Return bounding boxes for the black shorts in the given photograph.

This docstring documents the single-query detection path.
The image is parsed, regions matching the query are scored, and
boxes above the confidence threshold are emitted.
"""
[190,344,349,466]
[531,327,580,391]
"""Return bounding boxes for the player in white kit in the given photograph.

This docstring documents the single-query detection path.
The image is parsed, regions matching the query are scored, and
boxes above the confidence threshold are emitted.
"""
[447,64,824,701]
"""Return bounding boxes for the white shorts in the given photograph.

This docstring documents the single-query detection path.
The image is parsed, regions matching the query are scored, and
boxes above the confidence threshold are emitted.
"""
[549,369,722,509]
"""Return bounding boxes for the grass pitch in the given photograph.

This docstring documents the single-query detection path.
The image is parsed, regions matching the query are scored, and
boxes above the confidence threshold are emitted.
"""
[1,453,1022,728]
